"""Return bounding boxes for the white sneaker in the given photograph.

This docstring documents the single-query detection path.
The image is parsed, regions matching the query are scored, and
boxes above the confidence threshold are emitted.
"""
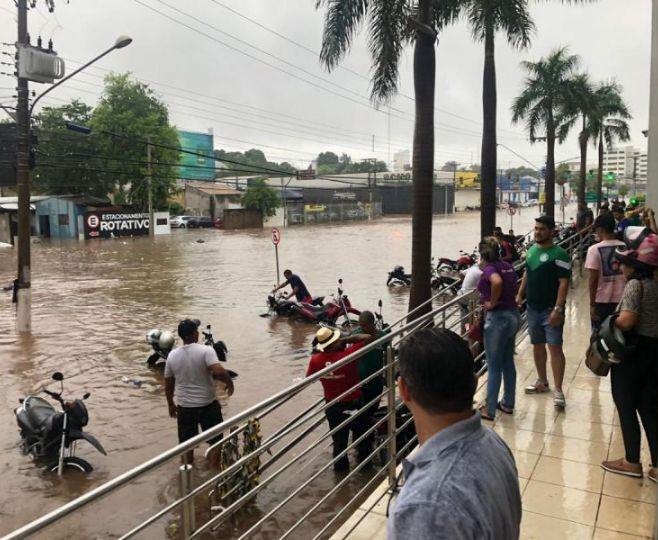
[553,390,566,408]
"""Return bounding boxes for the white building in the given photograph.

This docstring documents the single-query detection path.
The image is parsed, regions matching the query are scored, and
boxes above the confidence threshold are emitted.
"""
[393,150,410,172]
[602,146,648,180]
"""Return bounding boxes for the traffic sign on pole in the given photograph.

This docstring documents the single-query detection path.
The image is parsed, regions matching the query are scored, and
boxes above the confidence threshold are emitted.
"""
[272,227,281,246]
[272,228,281,284]
[506,206,516,216]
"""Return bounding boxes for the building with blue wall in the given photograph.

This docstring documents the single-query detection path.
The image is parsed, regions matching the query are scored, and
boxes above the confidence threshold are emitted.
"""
[34,195,111,238]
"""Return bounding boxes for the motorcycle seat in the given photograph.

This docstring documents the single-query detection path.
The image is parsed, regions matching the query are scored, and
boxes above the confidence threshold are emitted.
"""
[301,303,326,313]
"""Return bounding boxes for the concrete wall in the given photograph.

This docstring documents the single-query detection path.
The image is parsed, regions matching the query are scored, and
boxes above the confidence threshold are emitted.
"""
[648,1,658,210]
[379,184,454,214]
[184,187,210,217]
[223,209,263,229]
[0,213,11,244]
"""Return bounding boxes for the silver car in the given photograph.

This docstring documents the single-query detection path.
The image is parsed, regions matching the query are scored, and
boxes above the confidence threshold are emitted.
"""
[170,215,193,228]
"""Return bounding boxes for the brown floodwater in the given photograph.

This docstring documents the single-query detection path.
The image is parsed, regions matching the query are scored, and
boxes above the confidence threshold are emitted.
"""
[0,209,567,538]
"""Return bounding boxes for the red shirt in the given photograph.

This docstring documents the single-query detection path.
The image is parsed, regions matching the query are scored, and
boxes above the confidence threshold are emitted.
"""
[306,342,364,403]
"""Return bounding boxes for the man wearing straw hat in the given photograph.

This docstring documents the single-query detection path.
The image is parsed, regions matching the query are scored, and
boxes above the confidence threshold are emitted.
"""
[307,327,374,472]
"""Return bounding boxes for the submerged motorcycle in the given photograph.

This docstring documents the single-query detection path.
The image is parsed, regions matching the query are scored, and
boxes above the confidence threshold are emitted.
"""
[386,266,411,287]
[267,279,361,327]
[146,322,237,378]
[15,371,106,474]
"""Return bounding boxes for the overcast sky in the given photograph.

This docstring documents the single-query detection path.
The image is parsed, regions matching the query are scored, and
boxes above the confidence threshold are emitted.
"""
[0,0,652,171]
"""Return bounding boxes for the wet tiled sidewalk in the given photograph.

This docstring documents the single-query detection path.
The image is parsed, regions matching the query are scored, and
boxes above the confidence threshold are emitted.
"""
[331,280,657,540]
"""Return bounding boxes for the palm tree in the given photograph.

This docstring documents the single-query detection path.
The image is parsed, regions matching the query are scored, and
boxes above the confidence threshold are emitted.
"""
[590,82,631,207]
[464,1,533,239]
[315,0,461,316]
[558,72,596,207]
[511,47,580,218]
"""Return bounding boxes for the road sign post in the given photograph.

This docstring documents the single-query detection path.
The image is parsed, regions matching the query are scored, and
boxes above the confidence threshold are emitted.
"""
[272,228,281,284]
[507,205,516,230]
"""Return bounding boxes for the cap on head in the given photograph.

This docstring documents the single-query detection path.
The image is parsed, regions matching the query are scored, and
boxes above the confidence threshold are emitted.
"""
[178,319,199,340]
[593,213,615,234]
[314,327,341,352]
[535,215,556,229]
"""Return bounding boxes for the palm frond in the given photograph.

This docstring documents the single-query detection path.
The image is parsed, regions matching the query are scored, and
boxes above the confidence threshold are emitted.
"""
[317,0,369,70]
[368,0,409,104]
[433,0,464,31]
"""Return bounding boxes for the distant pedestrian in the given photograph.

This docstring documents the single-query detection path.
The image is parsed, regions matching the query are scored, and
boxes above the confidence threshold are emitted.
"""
[576,201,594,232]
[307,327,374,471]
[476,237,520,421]
[585,213,625,332]
[601,233,658,482]
[165,319,235,466]
[613,206,631,237]
[388,328,521,540]
[516,216,571,408]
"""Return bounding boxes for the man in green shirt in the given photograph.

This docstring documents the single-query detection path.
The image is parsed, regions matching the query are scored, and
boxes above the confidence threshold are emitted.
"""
[351,311,386,414]
[516,216,571,408]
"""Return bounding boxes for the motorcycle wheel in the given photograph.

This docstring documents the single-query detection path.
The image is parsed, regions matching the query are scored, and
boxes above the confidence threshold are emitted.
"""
[341,318,358,329]
[49,456,94,473]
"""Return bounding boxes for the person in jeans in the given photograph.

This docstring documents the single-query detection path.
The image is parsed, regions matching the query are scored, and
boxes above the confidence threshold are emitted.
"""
[165,319,235,466]
[307,327,373,471]
[476,237,520,421]
[388,328,521,539]
[516,216,571,408]
[585,213,625,332]
[601,233,658,482]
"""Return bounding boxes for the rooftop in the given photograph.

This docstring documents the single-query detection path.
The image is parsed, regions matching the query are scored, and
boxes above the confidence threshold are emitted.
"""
[185,181,242,196]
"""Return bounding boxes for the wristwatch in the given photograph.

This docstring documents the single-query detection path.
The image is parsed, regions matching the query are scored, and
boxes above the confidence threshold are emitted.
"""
[553,305,564,314]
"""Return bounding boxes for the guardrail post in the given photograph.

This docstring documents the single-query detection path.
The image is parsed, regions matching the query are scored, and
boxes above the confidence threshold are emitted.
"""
[385,345,397,487]
[178,464,195,538]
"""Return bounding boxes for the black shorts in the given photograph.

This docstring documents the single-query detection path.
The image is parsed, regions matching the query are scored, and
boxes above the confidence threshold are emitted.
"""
[177,400,223,445]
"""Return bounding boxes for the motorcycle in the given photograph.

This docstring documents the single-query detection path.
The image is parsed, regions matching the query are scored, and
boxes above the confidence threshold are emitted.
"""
[436,249,477,273]
[146,322,237,378]
[15,371,106,474]
[386,265,411,287]
[267,279,361,327]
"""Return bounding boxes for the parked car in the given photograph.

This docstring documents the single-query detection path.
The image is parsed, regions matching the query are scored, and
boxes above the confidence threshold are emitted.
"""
[187,216,215,228]
[170,215,194,228]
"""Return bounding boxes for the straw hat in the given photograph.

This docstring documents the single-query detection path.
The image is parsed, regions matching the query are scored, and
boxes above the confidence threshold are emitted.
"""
[314,327,341,352]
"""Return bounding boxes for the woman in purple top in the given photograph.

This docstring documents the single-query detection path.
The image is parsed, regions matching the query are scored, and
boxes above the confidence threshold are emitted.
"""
[477,237,521,421]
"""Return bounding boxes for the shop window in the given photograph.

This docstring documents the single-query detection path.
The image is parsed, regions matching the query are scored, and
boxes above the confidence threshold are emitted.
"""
[58,214,69,226]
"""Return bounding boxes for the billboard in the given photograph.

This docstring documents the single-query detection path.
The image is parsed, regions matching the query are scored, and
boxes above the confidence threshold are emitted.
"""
[178,129,215,181]
[84,210,149,239]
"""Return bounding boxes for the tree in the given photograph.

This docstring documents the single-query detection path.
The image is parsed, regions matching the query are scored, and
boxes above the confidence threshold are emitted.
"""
[505,166,539,178]
[589,82,631,208]
[91,74,180,210]
[441,160,460,171]
[464,0,533,238]
[512,47,580,218]
[618,183,629,198]
[556,163,571,185]
[241,178,281,217]
[315,0,462,317]
[32,100,109,196]
[317,151,339,167]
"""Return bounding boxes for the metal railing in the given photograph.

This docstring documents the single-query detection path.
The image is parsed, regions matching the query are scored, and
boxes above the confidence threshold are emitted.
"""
[3,229,592,540]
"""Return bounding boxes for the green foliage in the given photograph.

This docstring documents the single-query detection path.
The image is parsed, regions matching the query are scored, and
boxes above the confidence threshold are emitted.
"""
[315,151,388,175]
[317,151,339,166]
[617,184,629,197]
[168,201,185,215]
[241,178,281,217]
[441,161,459,171]
[556,163,571,185]
[214,148,294,177]
[32,100,107,196]
[90,73,180,210]
[506,166,539,179]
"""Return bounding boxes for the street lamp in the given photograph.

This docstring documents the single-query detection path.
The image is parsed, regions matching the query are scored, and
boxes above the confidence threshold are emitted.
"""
[14,35,132,333]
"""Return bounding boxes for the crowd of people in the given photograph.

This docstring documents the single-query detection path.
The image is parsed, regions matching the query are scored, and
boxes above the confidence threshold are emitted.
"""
[159,200,657,539]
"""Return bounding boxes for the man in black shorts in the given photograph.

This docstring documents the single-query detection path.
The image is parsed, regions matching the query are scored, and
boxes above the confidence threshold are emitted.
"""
[165,319,235,465]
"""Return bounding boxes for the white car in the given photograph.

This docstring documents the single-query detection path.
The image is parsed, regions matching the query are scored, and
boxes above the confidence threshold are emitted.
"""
[170,215,194,228]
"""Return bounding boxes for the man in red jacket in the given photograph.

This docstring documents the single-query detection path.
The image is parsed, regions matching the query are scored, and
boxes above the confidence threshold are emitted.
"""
[307,327,374,471]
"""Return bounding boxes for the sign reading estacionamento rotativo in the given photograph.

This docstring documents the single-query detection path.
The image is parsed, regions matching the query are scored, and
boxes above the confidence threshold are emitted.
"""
[84,211,149,239]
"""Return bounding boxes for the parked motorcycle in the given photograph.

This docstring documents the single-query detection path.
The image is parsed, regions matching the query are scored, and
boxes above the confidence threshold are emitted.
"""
[386,265,411,287]
[146,322,237,378]
[436,249,477,273]
[267,279,361,327]
[15,371,106,474]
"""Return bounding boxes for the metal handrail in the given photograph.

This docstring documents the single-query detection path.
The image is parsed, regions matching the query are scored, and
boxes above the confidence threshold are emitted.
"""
[4,227,589,540]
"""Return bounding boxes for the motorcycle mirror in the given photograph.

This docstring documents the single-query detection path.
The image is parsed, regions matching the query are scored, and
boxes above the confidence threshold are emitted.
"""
[83,392,91,400]
[378,299,383,308]
[52,372,64,382]
[206,324,211,330]
[338,278,343,285]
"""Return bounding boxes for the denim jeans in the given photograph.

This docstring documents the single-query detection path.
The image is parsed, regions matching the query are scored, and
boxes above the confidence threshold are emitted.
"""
[484,309,521,417]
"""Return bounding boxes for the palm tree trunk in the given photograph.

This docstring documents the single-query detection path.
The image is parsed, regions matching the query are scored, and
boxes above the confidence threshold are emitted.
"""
[408,0,435,318]
[578,116,587,207]
[596,130,604,208]
[480,19,497,239]
[544,113,556,218]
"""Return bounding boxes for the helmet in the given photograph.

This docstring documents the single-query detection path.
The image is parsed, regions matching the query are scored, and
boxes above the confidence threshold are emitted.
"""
[597,314,637,363]
[158,331,175,351]
[146,329,162,345]
[615,232,658,272]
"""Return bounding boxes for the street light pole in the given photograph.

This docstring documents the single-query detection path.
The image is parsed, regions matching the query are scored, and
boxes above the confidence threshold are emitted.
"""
[13,27,132,332]
[147,139,154,236]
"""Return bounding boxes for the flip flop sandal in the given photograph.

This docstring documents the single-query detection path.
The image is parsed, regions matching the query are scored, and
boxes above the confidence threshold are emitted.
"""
[497,402,514,414]
[478,406,495,422]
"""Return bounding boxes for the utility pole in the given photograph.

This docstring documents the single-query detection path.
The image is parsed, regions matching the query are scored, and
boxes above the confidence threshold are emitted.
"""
[15,0,31,332]
[147,140,154,236]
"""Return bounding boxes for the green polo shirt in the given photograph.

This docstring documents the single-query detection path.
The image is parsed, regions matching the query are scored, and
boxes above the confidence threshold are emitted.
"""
[525,243,571,310]
[350,328,386,394]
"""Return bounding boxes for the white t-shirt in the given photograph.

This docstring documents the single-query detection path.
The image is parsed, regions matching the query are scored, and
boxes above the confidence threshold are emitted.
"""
[584,239,626,304]
[459,265,483,296]
[164,343,220,407]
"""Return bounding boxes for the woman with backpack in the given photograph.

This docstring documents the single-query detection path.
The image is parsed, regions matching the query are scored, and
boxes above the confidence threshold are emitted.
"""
[601,232,658,482]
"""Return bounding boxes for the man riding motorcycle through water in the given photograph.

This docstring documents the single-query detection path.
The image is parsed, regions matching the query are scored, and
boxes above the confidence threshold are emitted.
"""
[272,269,313,303]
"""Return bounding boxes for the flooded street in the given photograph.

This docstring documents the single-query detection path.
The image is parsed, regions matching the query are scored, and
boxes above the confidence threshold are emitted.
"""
[0,209,570,537]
